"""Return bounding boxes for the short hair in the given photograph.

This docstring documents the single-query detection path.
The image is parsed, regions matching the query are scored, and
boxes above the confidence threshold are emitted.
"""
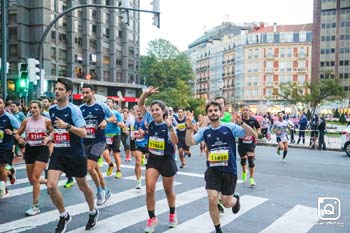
[82,84,95,92]
[30,100,42,109]
[57,78,73,92]
[205,101,222,113]
[214,96,226,106]
[150,100,166,112]
[40,96,51,102]
[11,101,20,107]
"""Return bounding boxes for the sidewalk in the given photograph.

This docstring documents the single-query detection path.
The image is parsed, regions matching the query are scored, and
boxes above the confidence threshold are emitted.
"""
[258,133,342,152]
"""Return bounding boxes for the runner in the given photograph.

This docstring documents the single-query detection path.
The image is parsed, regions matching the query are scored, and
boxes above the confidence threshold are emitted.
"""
[273,112,293,162]
[138,86,179,232]
[0,98,20,198]
[102,98,125,178]
[121,108,132,162]
[47,78,98,232]
[237,106,260,187]
[185,101,255,233]
[174,108,190,168]
[15,100,53,215]
[80,84,115,205]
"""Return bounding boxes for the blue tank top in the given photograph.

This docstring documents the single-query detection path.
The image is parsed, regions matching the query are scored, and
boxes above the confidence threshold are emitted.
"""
[134,116,148,147]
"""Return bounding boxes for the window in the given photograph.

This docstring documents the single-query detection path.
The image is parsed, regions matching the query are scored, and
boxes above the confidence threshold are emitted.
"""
[103,56,110,65]
[51,31,56,42]
[299,31,307,42]
[267,33,274,43]
[298,74,305,85]
[58,49,67,61]
[51,64,56,75]
[280,48,285,57]
[75,53,83,63]
[51,47,56,60]
[58,65,67,77]
[266,75,273,86]
[90,39,97,50]
[9,28,17,40]
[298,60,305,68]
[9,44,17,57]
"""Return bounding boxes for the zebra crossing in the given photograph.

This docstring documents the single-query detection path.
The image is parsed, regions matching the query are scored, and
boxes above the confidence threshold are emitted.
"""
[0,163,321,233]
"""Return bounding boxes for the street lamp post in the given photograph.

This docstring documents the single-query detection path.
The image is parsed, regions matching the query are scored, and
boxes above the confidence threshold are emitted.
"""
[1,0,8,99]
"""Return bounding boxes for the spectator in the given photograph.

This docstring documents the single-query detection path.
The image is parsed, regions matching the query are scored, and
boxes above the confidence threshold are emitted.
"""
[297,112,308,144]
[309,114,319,149]
[318,114,327,150]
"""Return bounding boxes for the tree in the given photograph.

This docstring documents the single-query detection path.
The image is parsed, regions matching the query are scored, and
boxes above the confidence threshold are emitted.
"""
[333,108,340,118]
[146,38,180,60]
[339,113,347,124]
[278,82,304,105]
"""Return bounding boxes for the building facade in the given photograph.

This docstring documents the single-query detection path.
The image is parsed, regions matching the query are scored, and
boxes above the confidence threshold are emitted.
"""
[1,0,142,104]
[312,0,350,97]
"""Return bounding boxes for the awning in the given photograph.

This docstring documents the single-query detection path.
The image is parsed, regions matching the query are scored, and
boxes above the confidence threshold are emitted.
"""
[72,94,139,103]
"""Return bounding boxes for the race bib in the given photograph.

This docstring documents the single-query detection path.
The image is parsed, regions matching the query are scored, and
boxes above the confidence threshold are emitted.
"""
[86,124,97,139]
[177,123,186,131]
[243,136,254,144]
[53,129,70,148]
[148,136,165,156]
[208,149,229,167]
[27,131,46,145]
[106,134,114,145]
[0,130,4,143]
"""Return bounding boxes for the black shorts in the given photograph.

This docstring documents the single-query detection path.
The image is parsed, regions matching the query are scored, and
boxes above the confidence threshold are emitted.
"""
[0,148,13,164]
[136,146,148,154]
[146,155,178,177]
[204,167,237,195]
[48,154,87,178]
[238,143,256,157]
[130,138,136,151]
[85,140,106,162]
[105,135,121,153]
[177,135,189,150]
[121,133,130,150]
[24,145,50,164]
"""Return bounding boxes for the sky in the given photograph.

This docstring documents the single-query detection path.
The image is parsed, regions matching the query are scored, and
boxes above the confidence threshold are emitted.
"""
[140,0,314,54]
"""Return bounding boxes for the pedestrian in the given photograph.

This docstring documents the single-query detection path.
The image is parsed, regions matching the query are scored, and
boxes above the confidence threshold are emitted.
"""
[185,101,255,233]
[80,84,115,206]
[15,100,53,215]
[47,78,98,232]
[138,86,179,232]
[318,114,327,150]
[297,112,308,144]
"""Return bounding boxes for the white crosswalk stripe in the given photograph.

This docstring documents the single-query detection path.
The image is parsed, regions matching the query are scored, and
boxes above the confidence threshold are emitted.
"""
[0,164,321,233]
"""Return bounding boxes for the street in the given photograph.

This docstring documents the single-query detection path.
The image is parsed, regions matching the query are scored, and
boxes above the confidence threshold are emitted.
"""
[0,145,349,233]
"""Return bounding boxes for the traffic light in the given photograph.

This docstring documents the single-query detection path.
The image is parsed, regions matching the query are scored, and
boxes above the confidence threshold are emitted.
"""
[121,0,129,25]
[17,63,28,91]
[151,0,160,28]
[27,58,40,85]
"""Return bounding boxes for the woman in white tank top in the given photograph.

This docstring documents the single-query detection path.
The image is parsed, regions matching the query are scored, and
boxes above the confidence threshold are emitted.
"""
[15,100,53,216]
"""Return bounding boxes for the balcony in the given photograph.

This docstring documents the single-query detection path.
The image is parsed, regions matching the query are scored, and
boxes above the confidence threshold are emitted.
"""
[265,54,275,59]
[298,53,307,58]
[265,68,274,73]
[297,68,306,73]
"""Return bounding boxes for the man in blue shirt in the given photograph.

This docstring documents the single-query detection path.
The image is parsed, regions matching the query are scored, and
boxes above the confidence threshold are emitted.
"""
[47,78,98,233]
[80,84,115,206]
[0,98,20,198]
[185,101,255,233]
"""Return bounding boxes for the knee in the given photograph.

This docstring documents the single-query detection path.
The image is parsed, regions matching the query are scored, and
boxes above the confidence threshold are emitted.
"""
[46,181,57,191]
[208,195,218,205]
[248,156,255,168]
[240,157,247,166]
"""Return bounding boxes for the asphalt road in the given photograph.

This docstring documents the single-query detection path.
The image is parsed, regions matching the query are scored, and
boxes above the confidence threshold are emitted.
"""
[0,145,349,233]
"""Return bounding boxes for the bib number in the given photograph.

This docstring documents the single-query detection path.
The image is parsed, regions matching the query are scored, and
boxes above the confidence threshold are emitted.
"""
[86,124,97,139]
[177,123,186,131]
[27,131,46,145]
[0,130,4,143]
[53,129,70,148]
[208,150,229,167]
[106,135,113,145]
[243,136,253,144]
[148,136,165,156]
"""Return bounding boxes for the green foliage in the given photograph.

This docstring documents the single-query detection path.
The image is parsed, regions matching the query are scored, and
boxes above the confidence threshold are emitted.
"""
[306,109,312,120]
[141,39,205,114]
[339,113,347,124]
[278,82,304,105]
[333,108,340,118]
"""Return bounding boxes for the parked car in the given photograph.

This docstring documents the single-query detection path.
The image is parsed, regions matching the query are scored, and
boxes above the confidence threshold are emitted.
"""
[341,125,350,157]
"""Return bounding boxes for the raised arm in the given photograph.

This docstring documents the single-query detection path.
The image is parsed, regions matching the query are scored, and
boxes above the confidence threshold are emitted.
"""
[138,86,159,115]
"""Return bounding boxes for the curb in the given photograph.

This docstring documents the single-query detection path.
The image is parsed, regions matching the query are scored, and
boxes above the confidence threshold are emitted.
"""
[257,141,342,152]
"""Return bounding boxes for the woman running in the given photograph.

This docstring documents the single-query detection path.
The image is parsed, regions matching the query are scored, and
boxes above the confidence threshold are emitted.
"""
[15,100,53,216]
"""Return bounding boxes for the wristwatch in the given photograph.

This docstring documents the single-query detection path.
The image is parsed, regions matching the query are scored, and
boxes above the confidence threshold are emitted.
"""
[66,123,72,130]
[238,121,244,126]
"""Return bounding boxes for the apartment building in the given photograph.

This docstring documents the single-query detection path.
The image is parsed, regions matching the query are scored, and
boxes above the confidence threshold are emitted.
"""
[1,0,142,103]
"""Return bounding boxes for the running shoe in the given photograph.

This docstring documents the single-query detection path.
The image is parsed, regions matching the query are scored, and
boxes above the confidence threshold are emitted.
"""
[249,177,256,187]
[115,170,122,179]
[232,193,241,214]
[241,172,247,182]
[8,167,16,185]
[64,178,74,188]
[276,147,281,156]
[144,217,159,233]
[85,209,99,230]
[136,180,142,190]
[217,199,225,214]
[106,164,114,176]
[105,189,112,202]
[25,204,41,216]
[125,154,131,162]
[179,164,186,169]
[96,190,106,206]
[55,213,72,233]
[97,157,104,167]
[282,158,287,163]
[0,181,6,199]
[169,213,177,228]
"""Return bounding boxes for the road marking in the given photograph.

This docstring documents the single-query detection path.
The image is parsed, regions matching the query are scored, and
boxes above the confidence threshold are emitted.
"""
[0,181,181,233]
[164,195,268,233]
[68,186,207,233]
[260,204,318,233]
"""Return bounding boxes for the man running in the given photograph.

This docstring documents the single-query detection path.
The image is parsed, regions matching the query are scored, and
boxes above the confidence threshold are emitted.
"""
[185,101,255,233]
[47,78,98,232]
[80,84,115,205]
[0,98,20,198]
[237,106,260,187]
